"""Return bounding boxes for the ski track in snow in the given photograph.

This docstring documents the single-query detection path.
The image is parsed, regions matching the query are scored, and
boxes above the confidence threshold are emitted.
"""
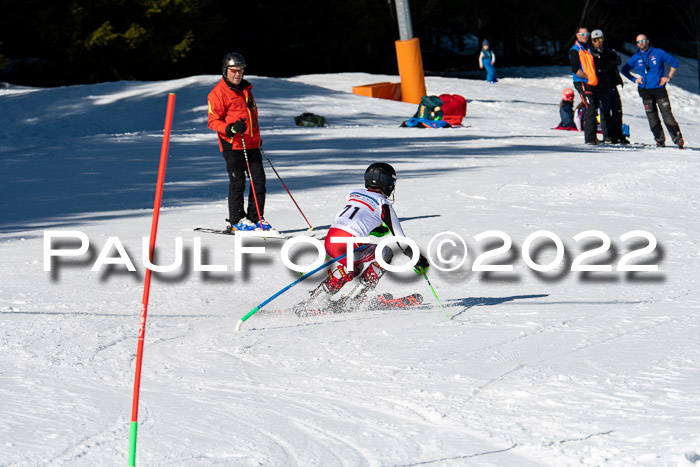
[1,68,700,465]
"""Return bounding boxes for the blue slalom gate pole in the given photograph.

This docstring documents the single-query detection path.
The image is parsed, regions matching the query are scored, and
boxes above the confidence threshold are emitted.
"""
[235,250,356,331]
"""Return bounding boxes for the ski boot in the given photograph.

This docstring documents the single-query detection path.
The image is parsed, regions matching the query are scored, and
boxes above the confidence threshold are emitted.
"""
[250,218,274,231]
[321,263,364,295]
[226,218,256,232]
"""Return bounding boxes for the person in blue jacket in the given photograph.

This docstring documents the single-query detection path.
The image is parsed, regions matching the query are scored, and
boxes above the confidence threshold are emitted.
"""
[478,40,497,83]
[621,34,684,148]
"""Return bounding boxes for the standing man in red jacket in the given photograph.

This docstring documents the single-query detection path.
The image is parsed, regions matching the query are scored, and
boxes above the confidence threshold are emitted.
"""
[207,52,271,231]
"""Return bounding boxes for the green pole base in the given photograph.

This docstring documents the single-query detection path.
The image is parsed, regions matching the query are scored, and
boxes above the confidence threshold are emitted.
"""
[128,421,138,466]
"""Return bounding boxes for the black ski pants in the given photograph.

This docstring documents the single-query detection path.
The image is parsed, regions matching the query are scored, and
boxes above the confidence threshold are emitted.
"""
[598,88,623,142]
[222,147,266,224]
[638,87,683,145]
[574,81,600,144]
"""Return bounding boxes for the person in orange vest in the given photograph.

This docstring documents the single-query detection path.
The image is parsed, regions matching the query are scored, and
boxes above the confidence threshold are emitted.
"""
[570,27,600,145]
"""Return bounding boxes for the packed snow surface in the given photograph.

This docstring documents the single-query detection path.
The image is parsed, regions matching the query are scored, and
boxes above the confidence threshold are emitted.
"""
[1,66,700,466]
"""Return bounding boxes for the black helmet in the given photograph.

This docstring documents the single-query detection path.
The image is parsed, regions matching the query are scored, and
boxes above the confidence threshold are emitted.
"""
[364,163,397,197]
[222,53,246,76]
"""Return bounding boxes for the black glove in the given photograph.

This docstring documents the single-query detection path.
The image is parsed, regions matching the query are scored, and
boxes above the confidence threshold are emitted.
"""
[414,254,429,275]
[225,118,247,137]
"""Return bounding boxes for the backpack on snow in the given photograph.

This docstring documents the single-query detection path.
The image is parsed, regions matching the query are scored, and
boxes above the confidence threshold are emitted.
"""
[413,95,445,121]
[438,94,467,125]
[294,112,327,127]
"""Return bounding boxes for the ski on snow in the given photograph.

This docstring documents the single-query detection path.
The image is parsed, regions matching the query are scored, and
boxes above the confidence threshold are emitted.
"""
[371,293,424,308]
[266,292,424,317]
[194,227,327,240]
[590,141,687,151]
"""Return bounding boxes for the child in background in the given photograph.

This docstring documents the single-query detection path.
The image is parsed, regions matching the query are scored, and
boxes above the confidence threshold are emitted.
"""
[478,40,497,83]
[555,88,578,131]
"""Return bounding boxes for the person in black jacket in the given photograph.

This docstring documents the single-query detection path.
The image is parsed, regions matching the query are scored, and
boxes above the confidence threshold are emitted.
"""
[590,29,628,144]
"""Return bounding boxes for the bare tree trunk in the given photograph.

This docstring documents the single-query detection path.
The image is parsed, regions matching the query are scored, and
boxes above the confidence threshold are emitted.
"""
[696,5,700,93]
[670,0,700,94]
[577,0,592,30]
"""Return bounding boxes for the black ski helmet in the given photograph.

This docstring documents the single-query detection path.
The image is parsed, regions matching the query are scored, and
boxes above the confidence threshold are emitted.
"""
[222,53,246,76]
[364,163,397,197]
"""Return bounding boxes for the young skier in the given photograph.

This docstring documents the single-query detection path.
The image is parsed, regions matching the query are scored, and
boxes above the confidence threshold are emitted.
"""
[478,40,497,83]
[317,163,429,303]
[555,88,578,131]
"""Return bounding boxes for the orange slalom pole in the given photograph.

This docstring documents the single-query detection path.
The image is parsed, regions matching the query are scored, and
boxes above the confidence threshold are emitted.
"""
[128,93,176,466]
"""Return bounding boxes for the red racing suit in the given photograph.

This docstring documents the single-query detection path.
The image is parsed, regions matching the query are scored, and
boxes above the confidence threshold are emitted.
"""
[207,77,261,151]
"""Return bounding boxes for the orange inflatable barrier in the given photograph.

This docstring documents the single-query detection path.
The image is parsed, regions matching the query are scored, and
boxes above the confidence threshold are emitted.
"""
[351,82,402,101]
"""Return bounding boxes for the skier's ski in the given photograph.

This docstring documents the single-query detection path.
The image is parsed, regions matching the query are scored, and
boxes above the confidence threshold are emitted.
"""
[591,142,687,151]
[369,293,424,308]
[194,227,326,240]
[263,292,422,317]
[194,227,234,235]
[264,229,327,240]
[293,292,394,317]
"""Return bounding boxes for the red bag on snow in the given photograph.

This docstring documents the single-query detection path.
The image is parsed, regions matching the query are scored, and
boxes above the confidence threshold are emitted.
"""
[438,94,467,125]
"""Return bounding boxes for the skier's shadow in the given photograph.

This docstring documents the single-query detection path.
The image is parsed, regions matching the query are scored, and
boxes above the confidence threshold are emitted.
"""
[446,294,549,320]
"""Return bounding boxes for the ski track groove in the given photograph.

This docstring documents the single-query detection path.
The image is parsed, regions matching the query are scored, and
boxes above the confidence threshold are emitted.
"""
[461,314,684,406]
[45,416,127,465]
[386,442,519,467]
[291,418,371,466]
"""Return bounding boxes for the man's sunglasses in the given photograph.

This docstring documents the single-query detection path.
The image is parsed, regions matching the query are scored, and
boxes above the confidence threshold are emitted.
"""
[637,39,648,44]
[577,32,591,36]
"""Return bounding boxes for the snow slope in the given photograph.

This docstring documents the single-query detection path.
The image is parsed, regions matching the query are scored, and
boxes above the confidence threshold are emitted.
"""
[1,67,700,466]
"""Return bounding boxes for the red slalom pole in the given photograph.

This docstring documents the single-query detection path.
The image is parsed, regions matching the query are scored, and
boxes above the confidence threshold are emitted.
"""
[240,137,264,230]
[128,93,176,466]
[260,147,315,230]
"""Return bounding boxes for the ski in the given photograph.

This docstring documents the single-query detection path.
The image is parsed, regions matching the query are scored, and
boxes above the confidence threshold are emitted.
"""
[284,292,424,317]
[194,227,235,235]
[262,292,423,318]
[369,293,424,308]
[194,227,326,240]
[293,292,394,317]
[591,142,687,150]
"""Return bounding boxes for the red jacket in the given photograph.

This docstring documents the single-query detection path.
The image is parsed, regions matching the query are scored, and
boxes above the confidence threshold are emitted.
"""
[207,78,261,151]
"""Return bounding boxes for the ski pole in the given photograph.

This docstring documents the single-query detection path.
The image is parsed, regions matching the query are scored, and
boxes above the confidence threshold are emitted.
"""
[395,244,446,314]
[240,137,264,230]
[235,248,359,331]
[423,272,447,316]
[260,147,315,230]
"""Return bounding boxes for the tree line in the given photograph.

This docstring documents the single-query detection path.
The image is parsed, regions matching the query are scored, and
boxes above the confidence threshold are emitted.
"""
[0,0,697,88]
